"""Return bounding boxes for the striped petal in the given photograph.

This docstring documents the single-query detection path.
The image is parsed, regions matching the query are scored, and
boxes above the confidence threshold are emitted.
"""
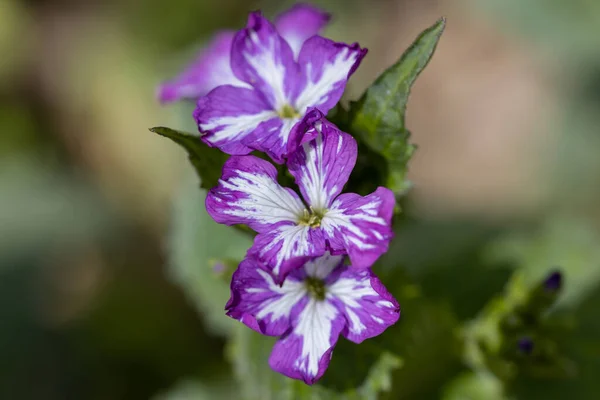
[287,112,357,210]
[274,4,331,59]
[321,187,395,269]
[226,257,307,336]
[228,253,400,385]
[269,297,345,385]
[293,36,366,115]
[206,155,305,231]
[231,12,298,110]
[327,267,400,343]
[249,223,326,281]
[195,85,279,155]
[242,116,303,164]
[157,31,249,103]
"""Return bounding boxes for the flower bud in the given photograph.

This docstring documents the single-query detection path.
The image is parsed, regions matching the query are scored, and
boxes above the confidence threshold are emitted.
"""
[544,270,563,292]
[517,336,534,354]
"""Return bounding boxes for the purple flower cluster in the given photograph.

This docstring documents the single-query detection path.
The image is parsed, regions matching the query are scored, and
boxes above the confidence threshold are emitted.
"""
[159,4,400,385]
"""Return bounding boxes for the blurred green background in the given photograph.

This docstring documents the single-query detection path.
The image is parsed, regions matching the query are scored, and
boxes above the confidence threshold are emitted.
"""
[2,0,600,399]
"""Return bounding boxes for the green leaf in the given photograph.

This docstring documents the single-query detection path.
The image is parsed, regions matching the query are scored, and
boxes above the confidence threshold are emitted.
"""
[226,325,343,400]
[168,172,253,336]
[227,323,403,400]
[353,352,403,400]
[442,372,507,400]
[0,156,115,265]
[227,326,316,399]
[485,216,600,308]
[377,218,510,320]
[226,327,287,400]
[509,287,600,399]
[349,18,445,193]
[323,280,462,399]
[152,379,237,400]
[150,126,227,190]
[380,301,463,400]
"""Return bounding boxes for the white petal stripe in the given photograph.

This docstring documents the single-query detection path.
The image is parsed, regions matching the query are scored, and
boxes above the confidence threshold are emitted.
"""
[295,47,359,110]
[328,272,395,335]
[220,169,305,225]
[259,224,313,275]
[254,269,306,321]
[298,131,330,209]
[293,298,338,377]
[321,199,387,250]
[303,253,343,279]
[203,110,277,144]
[244,32,288,109]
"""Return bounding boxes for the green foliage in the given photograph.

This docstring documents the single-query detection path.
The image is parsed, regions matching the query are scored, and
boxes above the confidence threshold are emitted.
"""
[150,127,227,190]
[153,379,237,400]
[486,216,600,308]
[348,18,446,193]
[168,172,252,335]
[226,327,292,400]
[461,272,574,383]
[321,266,463,399]
[0,156,114,264]
[381,301,463,399]
[354,352,403,400]
[480,217,600,399]
[378,218,510,320]
[226,323,402,400]
[442,372,506,400]
[512,286,600,399]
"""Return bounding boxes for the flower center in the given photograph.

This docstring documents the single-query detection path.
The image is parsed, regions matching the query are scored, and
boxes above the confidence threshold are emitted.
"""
[305,276,326,301]
[298,208,326,228]
[278,104,300,119]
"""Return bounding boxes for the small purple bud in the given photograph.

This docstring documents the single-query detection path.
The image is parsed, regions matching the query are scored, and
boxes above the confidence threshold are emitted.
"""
[213,262,226,274]
[518,336,534,354]
[544,270,563,292]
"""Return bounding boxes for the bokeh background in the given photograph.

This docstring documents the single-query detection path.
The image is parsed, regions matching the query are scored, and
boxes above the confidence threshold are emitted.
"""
[2,0,600,398]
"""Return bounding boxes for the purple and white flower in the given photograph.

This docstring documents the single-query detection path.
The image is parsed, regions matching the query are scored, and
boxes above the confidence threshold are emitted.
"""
[206,110,395,280]
[226,253,400,384]
[194,10,366,162]
[157,4,331,104]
